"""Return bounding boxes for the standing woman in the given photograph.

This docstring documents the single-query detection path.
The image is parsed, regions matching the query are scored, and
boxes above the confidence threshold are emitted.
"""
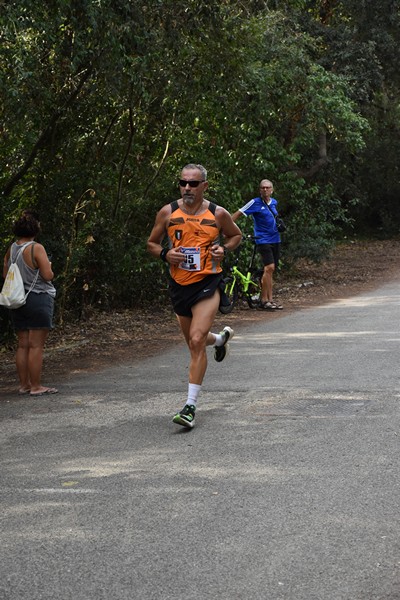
[3,210,57,396]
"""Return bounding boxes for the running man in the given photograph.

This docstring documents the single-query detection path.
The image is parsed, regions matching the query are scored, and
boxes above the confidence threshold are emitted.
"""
[147,164,242,429]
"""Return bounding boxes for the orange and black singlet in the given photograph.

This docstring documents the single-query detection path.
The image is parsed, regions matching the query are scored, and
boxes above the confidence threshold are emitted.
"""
[167,200,222,285]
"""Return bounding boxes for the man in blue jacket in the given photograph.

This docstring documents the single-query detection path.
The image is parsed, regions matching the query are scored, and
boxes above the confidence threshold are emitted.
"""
[232,179,283,310]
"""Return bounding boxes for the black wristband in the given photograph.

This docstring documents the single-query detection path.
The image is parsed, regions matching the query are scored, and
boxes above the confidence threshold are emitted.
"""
[160,248,169,262]
[223,246,229,255]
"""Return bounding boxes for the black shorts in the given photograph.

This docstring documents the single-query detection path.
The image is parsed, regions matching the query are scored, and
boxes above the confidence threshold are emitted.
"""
[169,273,225,317]
[257,243,281,268]
[10,292,55,331]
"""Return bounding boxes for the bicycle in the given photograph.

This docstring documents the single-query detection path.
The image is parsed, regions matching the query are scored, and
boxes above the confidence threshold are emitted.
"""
[219,235,263,314]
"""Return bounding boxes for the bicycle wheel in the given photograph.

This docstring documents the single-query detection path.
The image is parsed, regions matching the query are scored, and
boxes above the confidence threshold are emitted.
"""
[245,281,261,309]
[219,275,238,314]
[245,269,262,308]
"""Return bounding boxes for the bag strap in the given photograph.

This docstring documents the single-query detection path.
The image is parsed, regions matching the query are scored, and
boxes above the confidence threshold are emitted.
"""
[26,269,40,296]
[12,241,39,296]
[12,241,34,264]
[11,244,24,264]
[264,201,279,220]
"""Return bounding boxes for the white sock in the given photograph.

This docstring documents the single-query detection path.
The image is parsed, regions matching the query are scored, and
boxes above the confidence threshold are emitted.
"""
[187,383,201,407]
[213,333,224,347]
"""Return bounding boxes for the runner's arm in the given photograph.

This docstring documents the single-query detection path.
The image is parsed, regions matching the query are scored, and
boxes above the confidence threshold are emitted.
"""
[211,207,242,261]
[147,205,185,265]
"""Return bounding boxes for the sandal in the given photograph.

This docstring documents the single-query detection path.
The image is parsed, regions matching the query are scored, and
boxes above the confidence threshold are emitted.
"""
[257,301,283,311]
[30,387,58,397]
[257,301,276,311]
[270,301,283,310]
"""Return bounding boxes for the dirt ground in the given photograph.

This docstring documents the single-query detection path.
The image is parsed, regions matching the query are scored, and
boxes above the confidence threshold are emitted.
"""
[2,238,400,393]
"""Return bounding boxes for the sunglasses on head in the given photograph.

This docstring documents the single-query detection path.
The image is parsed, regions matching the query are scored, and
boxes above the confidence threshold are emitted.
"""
[179,179,205,188]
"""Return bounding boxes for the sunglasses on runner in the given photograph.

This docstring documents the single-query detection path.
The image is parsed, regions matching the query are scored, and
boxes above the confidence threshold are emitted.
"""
[179,179,205,188]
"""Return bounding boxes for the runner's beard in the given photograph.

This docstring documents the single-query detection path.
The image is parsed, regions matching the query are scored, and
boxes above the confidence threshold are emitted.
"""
[183,193,195,206]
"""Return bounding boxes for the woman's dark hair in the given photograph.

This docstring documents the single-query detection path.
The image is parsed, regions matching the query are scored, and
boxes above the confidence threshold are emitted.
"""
[12,209,41,237]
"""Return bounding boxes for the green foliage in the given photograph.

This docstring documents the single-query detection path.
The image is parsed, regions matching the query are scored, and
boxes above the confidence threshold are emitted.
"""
[1,0,399,324]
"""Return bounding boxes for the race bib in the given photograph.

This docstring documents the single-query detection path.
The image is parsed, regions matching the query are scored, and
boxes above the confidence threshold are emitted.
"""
[178,247,201,271]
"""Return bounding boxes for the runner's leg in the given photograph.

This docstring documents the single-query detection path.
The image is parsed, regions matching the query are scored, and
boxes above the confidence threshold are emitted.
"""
[176,291,220,385]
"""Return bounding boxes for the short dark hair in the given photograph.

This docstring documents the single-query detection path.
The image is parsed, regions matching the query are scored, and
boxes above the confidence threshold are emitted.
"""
[12,210,41,237]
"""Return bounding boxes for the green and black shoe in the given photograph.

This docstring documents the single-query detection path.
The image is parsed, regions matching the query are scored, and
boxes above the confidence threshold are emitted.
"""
[172,404,196,429]
[214,326,234,363]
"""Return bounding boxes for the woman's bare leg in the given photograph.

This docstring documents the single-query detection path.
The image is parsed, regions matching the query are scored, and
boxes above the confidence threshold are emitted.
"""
[28,329,49,393]
[15,330,30,392]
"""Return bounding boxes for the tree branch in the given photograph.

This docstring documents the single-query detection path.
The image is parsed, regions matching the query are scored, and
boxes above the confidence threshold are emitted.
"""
[287,132,329,178]
[112,106,135,220]
[2,67,93,198]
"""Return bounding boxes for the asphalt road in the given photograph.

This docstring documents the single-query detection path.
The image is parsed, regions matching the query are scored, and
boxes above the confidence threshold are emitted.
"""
[1,279,400,600]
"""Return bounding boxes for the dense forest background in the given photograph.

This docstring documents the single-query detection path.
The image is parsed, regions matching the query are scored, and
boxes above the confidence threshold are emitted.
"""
[1,0,399,336]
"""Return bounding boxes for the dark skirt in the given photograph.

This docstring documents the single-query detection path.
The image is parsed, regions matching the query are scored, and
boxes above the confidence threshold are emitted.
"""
[10,292,55,331]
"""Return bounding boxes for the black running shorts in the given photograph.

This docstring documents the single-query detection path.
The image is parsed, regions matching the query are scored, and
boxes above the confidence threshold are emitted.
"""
[169,273,225,317]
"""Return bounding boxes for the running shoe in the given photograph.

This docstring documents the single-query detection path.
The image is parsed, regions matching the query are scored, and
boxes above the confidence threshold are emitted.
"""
[172,404,196,428]
[214,326,234,363]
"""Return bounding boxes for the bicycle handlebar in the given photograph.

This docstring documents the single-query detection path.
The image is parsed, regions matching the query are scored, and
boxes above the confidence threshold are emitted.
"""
[242,234,260,243]
[228,236,258,257]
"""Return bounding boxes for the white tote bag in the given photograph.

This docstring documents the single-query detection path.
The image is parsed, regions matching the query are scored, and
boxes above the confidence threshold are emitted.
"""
[0,243,39,309]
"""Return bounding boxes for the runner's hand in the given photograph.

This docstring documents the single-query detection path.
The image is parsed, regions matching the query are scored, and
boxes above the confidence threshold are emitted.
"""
[210,244,225,261]
[166,247,186,265]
